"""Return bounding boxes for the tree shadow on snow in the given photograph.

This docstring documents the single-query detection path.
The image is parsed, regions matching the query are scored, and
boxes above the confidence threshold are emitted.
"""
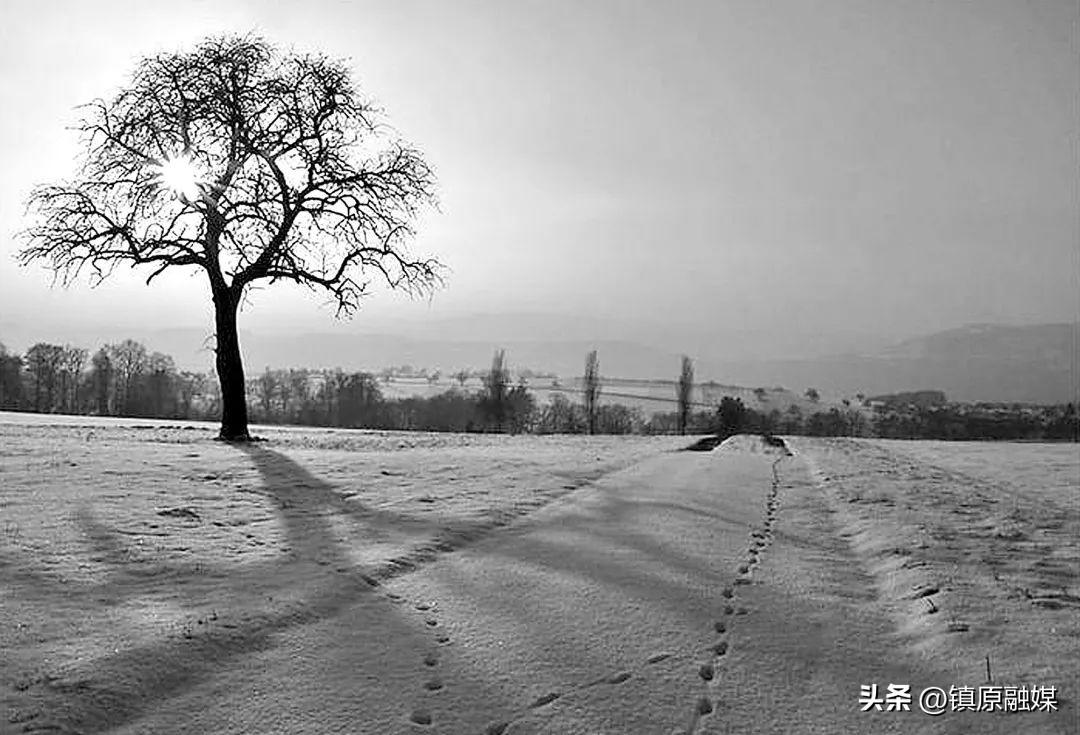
[7,442,431,734]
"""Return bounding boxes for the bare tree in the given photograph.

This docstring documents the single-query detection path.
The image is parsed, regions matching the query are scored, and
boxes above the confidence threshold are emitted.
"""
[0,344,25,410]
[59,345,88,413]
[177,370,207,418]
[677,355,694,435]
[146,352,178,417]
[25,343,65,412]
[108,340,148,416]
[255,366,279,422]
[286,368,312,423]
[89,348,114,415]
[18,35,440,440]
[506,380,537,434]
[481,349,510,432]
[583,349,601,435]
[717,396,746,436]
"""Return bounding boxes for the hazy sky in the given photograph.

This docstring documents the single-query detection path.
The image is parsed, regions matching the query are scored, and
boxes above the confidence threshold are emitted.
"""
[1,0,1077,355]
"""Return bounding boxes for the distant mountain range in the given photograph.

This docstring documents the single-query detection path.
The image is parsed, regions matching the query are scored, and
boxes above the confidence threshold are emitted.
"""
[2,319,1076,404]
[711,323,1078,405]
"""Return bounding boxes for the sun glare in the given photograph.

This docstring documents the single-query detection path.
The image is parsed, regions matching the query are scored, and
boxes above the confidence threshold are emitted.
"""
[156,156,202,201]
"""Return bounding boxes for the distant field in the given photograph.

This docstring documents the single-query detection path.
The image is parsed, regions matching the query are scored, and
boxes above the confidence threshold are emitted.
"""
[379,376,825,414]
[872,438,1079,497]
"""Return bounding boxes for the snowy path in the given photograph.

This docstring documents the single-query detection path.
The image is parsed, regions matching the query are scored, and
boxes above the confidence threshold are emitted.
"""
[104,439,1071,734]
[377,447,778,734]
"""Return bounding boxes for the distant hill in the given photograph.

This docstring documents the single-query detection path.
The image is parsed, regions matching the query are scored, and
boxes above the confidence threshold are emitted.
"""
[713,323,1079,405]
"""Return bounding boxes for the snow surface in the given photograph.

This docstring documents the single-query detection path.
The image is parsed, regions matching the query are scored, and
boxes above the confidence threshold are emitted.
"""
[2,416,1077,734]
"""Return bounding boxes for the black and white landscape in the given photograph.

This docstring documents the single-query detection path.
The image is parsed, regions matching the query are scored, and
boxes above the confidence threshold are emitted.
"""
[0,1,1076,733]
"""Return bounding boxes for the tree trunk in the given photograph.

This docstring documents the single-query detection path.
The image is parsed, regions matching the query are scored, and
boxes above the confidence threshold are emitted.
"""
[213,289,250,440]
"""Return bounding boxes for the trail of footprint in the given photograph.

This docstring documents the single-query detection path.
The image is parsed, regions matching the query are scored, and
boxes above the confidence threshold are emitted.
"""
[392,592,452,729]
[497,660,643,731]
[495,450,794,735]
[688,448,789,733]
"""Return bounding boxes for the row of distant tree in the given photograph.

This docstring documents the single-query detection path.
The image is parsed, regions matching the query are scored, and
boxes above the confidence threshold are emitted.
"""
[0,340,202,418]
[0,339,1075,441]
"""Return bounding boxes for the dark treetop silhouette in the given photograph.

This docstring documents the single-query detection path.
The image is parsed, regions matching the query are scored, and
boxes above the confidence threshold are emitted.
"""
[18,35,441,440]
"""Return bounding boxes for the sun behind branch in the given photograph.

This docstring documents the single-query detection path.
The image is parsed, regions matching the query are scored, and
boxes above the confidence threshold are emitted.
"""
[155,155,202,201]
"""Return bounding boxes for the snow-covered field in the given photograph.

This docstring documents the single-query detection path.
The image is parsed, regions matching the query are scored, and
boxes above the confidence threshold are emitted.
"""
[0,413,691,732]
[784,437,1078,731]
[1,414,1076,734]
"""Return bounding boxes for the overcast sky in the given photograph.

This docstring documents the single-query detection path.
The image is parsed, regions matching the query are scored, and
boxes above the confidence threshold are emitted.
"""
[0,0,1077,356]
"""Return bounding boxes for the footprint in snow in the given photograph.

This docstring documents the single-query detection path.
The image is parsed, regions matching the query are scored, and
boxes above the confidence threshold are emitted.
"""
[530,692,561,708]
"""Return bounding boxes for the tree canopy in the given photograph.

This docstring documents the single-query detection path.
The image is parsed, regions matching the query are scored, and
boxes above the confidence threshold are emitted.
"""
[20,34,440,312]
[18,34,442,438]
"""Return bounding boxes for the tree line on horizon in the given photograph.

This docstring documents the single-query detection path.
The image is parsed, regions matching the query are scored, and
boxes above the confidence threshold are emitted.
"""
[1,339,1075,442]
